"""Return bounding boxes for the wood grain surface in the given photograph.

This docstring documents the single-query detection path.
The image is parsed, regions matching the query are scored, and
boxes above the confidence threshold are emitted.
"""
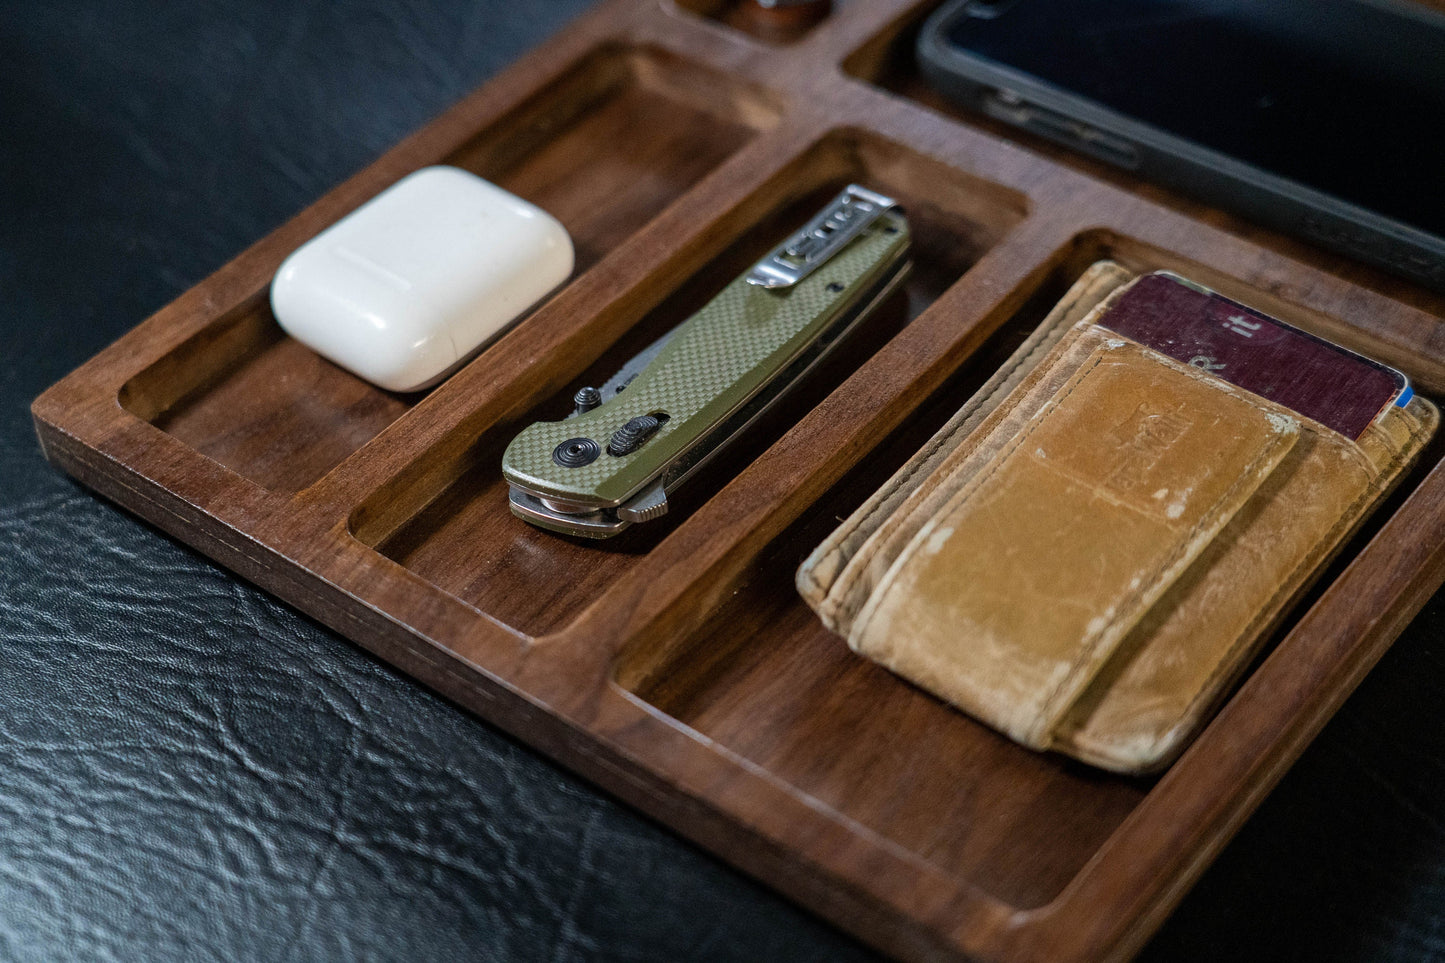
[32,1,1445,960]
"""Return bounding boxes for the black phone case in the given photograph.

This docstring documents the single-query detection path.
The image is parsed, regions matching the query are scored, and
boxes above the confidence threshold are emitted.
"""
[915,0,1445,294]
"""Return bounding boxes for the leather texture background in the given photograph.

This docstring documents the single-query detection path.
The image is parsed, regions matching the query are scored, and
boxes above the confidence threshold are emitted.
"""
[5,1,1445,960]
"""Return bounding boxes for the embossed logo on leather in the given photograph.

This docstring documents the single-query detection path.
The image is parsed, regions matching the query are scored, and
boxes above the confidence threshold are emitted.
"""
[1102,402,1192,497]
[1027,347,1293,524]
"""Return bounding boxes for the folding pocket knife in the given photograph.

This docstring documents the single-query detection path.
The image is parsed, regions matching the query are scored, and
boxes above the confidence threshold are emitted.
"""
[502,184,912,538]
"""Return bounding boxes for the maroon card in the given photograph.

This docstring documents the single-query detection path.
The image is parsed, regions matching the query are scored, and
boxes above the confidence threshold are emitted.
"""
[1098,273,1407,440]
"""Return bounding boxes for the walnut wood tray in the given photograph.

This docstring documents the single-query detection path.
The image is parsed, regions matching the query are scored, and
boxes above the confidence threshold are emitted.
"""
[32,2,1445,959]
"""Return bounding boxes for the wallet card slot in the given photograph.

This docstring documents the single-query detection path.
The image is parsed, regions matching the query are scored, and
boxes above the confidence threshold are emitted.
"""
[1056,392,1439,769]
[849,336,1301,749]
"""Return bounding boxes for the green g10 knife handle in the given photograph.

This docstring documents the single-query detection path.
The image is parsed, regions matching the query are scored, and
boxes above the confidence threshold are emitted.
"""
[501,210,909,510]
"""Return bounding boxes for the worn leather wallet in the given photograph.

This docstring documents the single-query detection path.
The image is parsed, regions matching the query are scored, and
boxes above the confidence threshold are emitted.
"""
[797,261,1438,773]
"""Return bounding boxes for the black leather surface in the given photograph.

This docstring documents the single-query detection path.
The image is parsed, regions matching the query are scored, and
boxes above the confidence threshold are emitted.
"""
[5,2,1445,961]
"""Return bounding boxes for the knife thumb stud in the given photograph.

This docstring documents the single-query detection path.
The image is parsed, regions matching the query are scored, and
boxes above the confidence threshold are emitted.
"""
[572,386,602,415]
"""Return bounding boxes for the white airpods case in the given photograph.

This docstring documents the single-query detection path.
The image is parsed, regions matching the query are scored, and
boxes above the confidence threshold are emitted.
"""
[270,165,574,392]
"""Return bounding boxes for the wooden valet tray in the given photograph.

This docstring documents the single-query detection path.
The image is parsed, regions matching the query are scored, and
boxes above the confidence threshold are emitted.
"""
[32,1,1445,960]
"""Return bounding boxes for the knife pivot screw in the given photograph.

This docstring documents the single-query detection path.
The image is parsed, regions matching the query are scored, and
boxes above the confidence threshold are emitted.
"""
[553,437,601,468]
[572,386,602,415]
[607,414,664,456]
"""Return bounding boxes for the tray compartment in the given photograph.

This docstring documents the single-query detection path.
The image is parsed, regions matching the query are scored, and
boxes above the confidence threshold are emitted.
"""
[623,517,1149,909]
[119,45,778,496]
[353,129,1026,639]
[840,1,1167,198]
[837,0,1445,293]
[118,295,415,495]
[613,261,1151,909]
[612,236,1445,911]
[446,44,782,273]
[841,1,948,101]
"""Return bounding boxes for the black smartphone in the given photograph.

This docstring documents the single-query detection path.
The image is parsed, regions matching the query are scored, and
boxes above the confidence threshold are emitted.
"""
[917,0,1445,292]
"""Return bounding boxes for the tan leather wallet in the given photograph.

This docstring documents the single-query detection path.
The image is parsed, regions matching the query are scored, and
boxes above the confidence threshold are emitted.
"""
[797,262,1438,773]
